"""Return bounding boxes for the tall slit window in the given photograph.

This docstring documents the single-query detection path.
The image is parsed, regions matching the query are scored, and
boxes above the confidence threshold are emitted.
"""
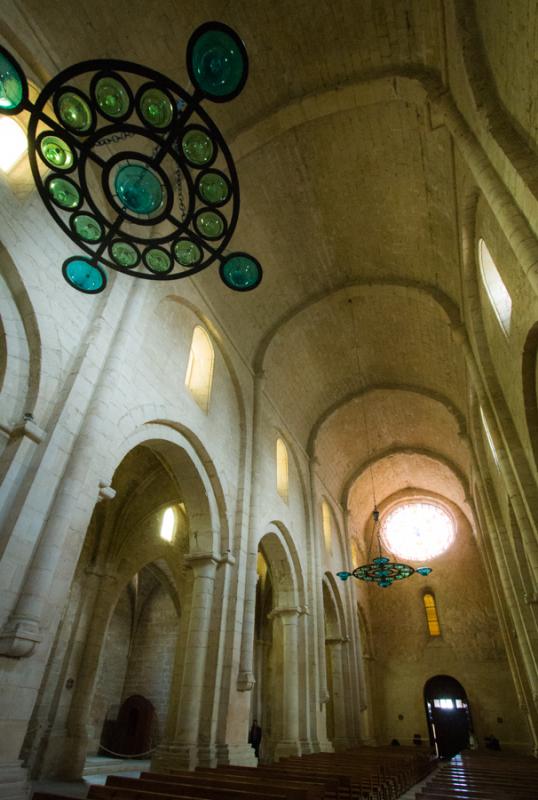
[0,117,27,173]
[160,507,176,542]
[480,406,500,471]
[478,239,512,335]
[322,500,333,557]
[423,592,441,637]
[276,437,288,503]
[185,325,214,412]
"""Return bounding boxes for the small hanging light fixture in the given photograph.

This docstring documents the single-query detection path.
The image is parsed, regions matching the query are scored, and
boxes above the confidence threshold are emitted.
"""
[0,22,262,294]
[337,508,432,588]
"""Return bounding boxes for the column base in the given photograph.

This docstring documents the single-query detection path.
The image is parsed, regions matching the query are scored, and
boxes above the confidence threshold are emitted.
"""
[215,744,258,766]
[0,762,29,800]
[310,738,334,753]
[151,744,199,772]
[273,740,302,760]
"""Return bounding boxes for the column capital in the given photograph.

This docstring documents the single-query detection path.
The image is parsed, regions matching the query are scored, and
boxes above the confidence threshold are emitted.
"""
[268,605,302,620]
[184,552,219,577]
[237,670,256,692]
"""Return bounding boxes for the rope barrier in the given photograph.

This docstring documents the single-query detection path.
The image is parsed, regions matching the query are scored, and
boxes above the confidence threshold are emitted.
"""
[97,744,157,759]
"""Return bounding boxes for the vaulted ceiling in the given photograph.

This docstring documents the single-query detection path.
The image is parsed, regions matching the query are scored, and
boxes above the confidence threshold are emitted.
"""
[9,0,530,537]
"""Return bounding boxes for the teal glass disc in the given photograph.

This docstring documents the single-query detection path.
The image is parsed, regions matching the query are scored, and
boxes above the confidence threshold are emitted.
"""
[197,171,230,205]
[114,162,164,216]
[48,177,80,209]
[220,253,262,291]
[182,129,214,167]
[57,91,93,132]
[40,135,74,170]
[174,239,202,267]
[144,247,171,273]
[0,50,25,112]
[95,75,130,119]
[195,209,225,240]
[71,213,102,242]
[139,87,174,128]
[188,25,247,100]
[62,257,106,294]
[110,240,139,268]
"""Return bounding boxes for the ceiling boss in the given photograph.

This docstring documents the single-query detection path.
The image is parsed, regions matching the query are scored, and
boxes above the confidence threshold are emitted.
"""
[0,22,262,294]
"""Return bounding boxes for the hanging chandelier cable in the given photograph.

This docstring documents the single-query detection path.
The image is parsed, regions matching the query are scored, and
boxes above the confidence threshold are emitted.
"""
[336,298,433,588]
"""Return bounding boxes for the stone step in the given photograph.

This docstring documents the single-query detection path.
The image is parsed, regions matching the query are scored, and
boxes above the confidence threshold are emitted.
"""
[83,758,150,777]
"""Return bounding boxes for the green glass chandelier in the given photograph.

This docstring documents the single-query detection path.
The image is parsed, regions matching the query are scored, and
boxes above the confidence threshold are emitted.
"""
[0,22,262,294]
[337,509,432,588]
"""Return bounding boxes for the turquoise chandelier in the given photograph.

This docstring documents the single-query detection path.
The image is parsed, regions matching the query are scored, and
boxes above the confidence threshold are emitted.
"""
[337,508,432,588]
[0,22,262,294]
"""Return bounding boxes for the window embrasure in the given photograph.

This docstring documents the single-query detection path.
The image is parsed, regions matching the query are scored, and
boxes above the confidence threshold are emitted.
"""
[478,239,512,336]
[185,325,214,411]
[276,437,289,502]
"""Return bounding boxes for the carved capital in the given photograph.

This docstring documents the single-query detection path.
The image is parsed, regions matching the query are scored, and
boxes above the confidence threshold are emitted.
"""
[237,671,256,692]
[0,617,42,658]
[0,414,46,444]
[97,480,116,502]
[268,605,301,620]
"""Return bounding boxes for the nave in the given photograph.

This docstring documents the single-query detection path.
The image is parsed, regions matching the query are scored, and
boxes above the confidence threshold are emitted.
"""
[32,748,538,800]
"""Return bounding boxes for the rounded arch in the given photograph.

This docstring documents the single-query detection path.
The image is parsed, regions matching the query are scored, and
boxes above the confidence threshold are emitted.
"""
[522,321,538,471]
[0,242,43,424]
[308,382,467,456]
[322,572,347,640]
[111,420,230,555]
[258,523,306,610]
[342,446,471,509]
[253,280,461,375]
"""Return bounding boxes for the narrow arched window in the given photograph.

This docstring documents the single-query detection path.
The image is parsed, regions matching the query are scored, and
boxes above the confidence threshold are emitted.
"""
[160,507,176,542]
[423,593,441,637]
[185,326,214,412]
[480,406,500,471]
[478,239,512,335]
[322,501,332,557]
[0,117,27,173]
[276,437,288,502]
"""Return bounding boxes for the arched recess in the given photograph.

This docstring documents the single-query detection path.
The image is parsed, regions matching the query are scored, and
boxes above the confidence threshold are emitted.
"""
[460,182,538,513]
[88,560,181,758]
[25,430,222,781]
[522,322,538,472]
[252,525,306,760]
[112,420,230,555]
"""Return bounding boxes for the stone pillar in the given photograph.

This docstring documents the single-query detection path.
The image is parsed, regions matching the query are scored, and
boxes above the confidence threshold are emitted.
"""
[50,571,118,780]
[237,372,265,694]
[270,607,301,760]
[325,637,350,750]
[153,554,218,771]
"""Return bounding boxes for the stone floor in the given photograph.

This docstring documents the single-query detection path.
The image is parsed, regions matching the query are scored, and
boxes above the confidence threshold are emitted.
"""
[31,757,150,798]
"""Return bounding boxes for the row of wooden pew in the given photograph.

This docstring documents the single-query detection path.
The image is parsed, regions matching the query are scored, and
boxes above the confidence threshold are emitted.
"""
[32,747,433,800]
[415,752,538,800]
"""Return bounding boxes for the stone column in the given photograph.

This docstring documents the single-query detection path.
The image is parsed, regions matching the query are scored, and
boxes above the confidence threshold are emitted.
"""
[153,554,218,771]
[270,607,301,759]
[325,637,350,750]
[237,372,265,694]
[52,571,118,779]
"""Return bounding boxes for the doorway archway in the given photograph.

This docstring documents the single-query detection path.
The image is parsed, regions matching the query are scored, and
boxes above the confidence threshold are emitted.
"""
[424,675,472,758]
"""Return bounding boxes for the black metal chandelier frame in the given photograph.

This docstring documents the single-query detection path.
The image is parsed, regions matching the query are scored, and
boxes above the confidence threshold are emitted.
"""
[0,21,262,294]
